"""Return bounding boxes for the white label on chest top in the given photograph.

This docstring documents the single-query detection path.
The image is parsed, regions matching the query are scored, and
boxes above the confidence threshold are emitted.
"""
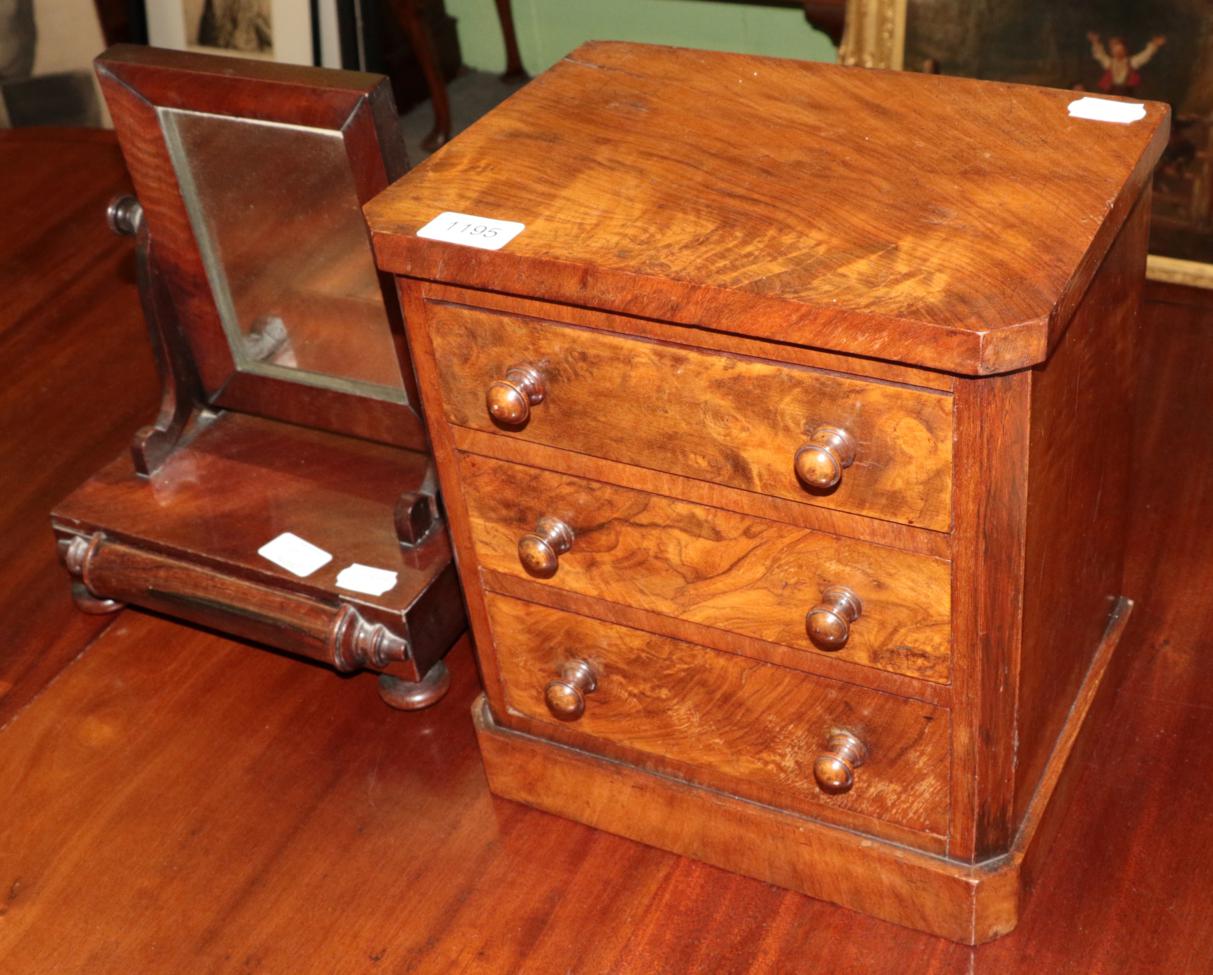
[1067,96,1146,124]
[416,211,525,250]
[258,532,333,578]
[335,563,398,597]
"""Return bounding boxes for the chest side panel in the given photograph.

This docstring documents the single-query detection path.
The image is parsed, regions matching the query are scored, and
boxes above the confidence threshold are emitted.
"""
[1012,190,1149,828]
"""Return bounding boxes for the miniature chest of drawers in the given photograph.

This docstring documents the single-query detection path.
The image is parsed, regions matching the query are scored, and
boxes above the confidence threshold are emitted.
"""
[366,43,1168,942]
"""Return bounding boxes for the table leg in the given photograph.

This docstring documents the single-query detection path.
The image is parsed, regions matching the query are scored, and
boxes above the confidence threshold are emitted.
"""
[396,0,452,151]
[493,0,528,80]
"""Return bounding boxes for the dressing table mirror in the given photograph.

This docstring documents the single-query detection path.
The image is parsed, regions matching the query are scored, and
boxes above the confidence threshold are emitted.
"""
[50,45,465,709]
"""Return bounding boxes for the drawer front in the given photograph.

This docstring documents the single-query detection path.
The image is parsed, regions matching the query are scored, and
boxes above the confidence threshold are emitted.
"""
[460,453,951,683]
[427,302,953,531]
[487,594,950,835]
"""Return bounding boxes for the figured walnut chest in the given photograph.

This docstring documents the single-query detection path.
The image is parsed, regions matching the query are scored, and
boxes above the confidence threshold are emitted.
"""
[366,42,1168,942]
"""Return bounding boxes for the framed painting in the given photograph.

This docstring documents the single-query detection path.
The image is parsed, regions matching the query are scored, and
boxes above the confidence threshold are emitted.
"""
[837,0,1213,287]
[146,0,316,66]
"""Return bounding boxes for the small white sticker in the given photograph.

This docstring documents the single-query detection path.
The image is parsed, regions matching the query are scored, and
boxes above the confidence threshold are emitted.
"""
[1067,96,1146,125]
[336,563,399,597]
[416,211,525,251]
[258,532,332,578]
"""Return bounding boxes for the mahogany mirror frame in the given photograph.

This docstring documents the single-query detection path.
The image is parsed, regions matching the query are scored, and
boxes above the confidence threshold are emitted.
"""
[95,44,427,451]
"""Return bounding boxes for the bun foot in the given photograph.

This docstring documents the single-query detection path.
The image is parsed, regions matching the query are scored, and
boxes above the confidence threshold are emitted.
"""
[71,581,123,615]
[377,660,451,710]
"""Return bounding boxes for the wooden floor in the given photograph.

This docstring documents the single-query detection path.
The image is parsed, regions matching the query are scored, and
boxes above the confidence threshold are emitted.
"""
[2,129,1212,974]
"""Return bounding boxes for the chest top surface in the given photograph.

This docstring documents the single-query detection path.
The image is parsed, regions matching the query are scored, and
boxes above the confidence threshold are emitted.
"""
[366,41,1167,375]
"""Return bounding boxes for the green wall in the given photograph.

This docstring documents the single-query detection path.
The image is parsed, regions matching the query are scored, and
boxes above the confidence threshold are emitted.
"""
[445,0,836,76]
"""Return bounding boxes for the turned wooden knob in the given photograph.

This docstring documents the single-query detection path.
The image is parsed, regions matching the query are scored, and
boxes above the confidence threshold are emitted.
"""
[517,516,574,577]
[794,426,856,489]
[544,659,597,720]
[813,729,868,794]
[486,364,545,425]
[106,195,143,237]
[806,585,862,650]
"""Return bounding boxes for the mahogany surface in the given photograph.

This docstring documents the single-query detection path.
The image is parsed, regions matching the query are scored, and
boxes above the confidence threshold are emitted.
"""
[367,42,1169,375]
[3,126,1213,974]
[0,129,156,727]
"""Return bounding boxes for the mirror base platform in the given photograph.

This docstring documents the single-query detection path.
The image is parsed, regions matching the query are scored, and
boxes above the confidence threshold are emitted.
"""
[51,411,465,705]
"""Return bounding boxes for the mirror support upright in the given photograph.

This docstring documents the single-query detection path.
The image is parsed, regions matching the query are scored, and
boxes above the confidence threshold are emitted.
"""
[109,194,210,477]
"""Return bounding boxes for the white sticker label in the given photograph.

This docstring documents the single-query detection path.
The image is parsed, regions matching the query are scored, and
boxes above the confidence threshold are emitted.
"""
[336,563,399,597]
[416,211,525,251]
[1067,96,1146,125]
[258,532,332,578]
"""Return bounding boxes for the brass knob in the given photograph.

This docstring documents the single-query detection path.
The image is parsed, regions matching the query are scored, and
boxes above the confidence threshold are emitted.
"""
[806,585,862,650]
[813,729,868,794]
[486,364,545,425]
[517,516,574,577]
[544,659,597,720]
[794,426,856,490]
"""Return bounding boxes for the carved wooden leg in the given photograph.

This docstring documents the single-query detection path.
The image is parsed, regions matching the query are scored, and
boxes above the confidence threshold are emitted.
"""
[493,0,527,80]
[395,0,451,151]
[378,660,451,710]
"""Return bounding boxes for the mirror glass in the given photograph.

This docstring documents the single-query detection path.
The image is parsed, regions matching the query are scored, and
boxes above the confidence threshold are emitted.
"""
[160,108,407,404]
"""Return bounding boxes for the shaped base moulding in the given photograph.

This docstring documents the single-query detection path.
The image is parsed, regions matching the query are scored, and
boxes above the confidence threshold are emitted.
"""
[472,597,1133,944]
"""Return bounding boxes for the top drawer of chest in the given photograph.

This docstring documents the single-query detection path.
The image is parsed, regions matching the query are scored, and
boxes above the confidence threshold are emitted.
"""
[425,302,953,532]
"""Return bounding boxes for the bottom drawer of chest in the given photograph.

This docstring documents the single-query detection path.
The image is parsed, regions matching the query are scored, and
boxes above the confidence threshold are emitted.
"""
[484,593,950,839]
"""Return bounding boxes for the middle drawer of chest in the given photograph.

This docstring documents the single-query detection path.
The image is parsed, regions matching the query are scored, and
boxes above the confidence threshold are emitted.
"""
[458,453,952,684]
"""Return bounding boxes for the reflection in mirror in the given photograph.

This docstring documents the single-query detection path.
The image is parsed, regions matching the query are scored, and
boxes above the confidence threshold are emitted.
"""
[161,109,407,404]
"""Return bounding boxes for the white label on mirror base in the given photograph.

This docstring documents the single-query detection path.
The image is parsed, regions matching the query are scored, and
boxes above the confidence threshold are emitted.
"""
[258,532,332,578]
[336,564,398,597]
[1067,96,1146,124]
[416,211,525,251]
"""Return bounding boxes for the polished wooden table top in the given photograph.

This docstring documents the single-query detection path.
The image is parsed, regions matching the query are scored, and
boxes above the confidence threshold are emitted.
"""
[2,128,1211,973]
[367,42,1169,374]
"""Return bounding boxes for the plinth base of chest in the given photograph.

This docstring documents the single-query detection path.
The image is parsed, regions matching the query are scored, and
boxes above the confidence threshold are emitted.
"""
[472,597,1132,945]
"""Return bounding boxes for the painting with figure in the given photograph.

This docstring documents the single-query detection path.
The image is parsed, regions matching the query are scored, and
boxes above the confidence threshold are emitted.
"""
[905,0,1213,269]
[184,0,273,55]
